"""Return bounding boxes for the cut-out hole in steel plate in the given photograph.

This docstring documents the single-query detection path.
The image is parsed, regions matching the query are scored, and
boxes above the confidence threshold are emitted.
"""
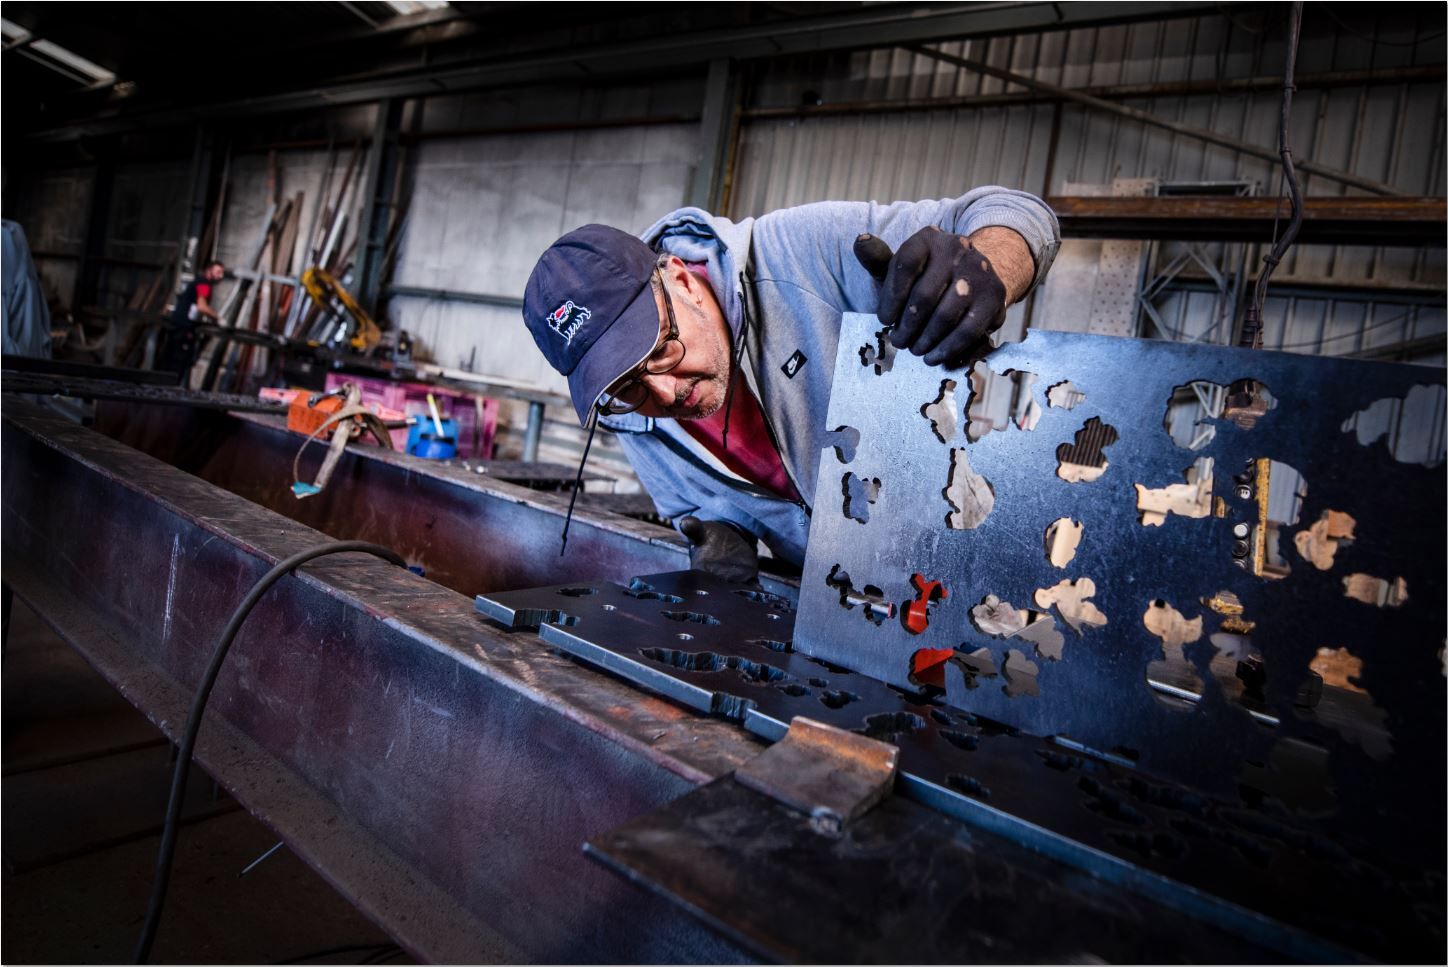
[747,638,793,653]
[1304,646,1393,760]
[1342,574,1409,608]
[777,683,811,698]
[735,589,793,611]
[1046,380,1085,410]
[1144,599,1205,711]
[1341,383,1446,468]
[842,473,882,525]
[969,596,1065,662]
[940,729,980,753]
[964,362,1041,442]
[858,711,927,744]
[943,448,994,530]
[1056,416,1120,484]
[1164,378,1278,451]
[557,587,598,597]
[859,329,898,375]
[824,564,896,625]
[513,608,580,628]
[1293,510,1356,571]
[1078,776,1147,826]
[953,647,999,689]
[639,647,789,685]
[1037,748,1085,772]
[623,581,686,604]
[1136,456,1214,527]
[946,774,991,799]
[1243,458,1307,581]
[823,425,861,464]
[661,610,721,626]
[1044,517,1083,569]
[902,574,947,635]
[1002,649,1040,698]
[920,378,958,444]
[818,688,859,709]
[1034,578,1107,637]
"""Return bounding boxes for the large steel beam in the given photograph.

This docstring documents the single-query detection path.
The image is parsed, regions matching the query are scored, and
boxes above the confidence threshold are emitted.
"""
[1048,194,1447,245]
[86,403,809,601]
[1,399,758,963]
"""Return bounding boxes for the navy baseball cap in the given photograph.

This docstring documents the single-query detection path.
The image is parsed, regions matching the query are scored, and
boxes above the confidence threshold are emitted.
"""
[523,224,663,425]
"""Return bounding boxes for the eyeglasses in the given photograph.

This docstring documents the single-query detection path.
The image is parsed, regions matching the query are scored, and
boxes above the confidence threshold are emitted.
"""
[599,269,687,415]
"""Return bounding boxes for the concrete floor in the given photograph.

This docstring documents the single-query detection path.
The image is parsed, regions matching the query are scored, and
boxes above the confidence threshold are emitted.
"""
[3,597,415,965]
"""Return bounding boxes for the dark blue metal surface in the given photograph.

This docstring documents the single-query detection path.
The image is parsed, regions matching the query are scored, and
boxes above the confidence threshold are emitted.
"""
[797,315,1445,881]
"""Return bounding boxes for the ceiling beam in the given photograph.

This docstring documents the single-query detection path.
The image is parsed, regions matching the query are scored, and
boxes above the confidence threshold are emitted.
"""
[24,1,1229,142]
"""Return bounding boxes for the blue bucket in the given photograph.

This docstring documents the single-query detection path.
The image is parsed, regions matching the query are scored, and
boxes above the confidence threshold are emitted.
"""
[407,418,458,460]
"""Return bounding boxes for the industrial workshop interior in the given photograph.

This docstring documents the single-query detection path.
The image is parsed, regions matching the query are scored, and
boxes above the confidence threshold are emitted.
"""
[2,1,1444,964]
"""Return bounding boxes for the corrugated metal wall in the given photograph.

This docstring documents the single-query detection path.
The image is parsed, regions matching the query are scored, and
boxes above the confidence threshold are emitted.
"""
[730,8,1446,363]
[389,122,699,389]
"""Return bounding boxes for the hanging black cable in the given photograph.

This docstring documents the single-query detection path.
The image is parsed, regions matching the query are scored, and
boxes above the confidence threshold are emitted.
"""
[559,410,600,556]
[1241,0,1305,349]
[134,540,408,964]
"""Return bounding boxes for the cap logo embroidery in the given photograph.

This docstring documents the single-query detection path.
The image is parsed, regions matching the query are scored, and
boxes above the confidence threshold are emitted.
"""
[548,300,591,345]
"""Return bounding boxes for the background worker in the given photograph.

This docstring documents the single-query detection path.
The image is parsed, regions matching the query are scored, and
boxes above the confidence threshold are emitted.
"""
[158,259,225,380]
[522,189,1060,583]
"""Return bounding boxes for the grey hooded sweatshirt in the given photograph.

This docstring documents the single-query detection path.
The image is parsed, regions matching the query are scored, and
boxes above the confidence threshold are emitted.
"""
[600,188,1061,568]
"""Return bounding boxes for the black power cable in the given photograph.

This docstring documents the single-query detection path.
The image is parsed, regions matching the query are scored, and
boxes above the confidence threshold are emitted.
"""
[134,540,408,964]
[1241,0,1305,349]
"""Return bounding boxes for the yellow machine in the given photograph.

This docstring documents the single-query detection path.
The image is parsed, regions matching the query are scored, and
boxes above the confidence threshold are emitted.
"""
[301,266,382,352]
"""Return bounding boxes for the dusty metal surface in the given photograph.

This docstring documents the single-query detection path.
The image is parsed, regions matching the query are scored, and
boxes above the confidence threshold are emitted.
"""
[2,399,759,963]
[586,776,1284,965]
[798,314,1445,873]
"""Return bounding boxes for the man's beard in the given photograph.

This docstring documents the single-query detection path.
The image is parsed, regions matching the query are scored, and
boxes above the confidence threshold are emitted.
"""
[662,374,727,420]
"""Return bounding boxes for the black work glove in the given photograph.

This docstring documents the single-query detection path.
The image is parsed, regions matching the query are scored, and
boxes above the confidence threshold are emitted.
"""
[678,516,759,585]
[853,226,1009,367]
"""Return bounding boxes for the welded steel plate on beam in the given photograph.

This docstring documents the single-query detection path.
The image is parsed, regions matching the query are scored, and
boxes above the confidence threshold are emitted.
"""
[796,313,1445,889]
[585,775,1283,964]
[474,571,1441,961]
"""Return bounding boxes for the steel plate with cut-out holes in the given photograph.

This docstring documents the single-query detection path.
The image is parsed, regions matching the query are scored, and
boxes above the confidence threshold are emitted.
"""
[475,571,1442,961]
[796,313,1445,889]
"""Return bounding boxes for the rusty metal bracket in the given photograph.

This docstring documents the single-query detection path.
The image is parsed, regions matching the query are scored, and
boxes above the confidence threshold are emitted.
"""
[735,717,897,835]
